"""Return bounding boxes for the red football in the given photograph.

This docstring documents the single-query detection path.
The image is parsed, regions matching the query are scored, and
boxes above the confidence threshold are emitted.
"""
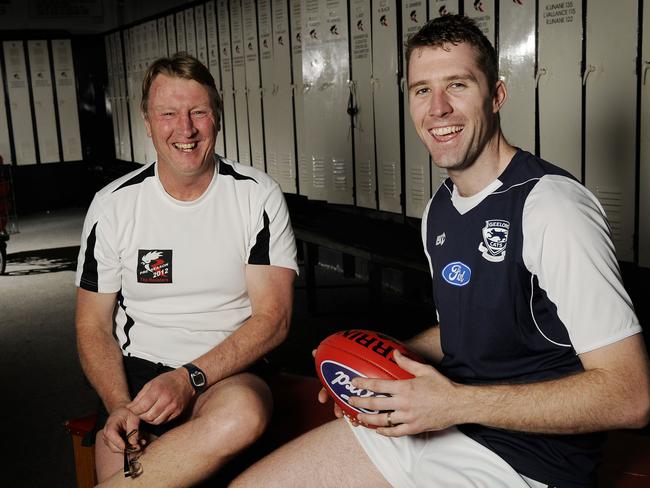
[314,329,421,428]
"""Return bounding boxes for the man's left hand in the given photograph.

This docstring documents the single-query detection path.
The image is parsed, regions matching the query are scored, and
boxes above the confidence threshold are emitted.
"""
[126,369,195,425]
[350,350,461,436]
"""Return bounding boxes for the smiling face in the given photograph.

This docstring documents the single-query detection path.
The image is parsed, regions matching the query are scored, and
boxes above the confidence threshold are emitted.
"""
[408,42,505,174]
[143,74,219,182]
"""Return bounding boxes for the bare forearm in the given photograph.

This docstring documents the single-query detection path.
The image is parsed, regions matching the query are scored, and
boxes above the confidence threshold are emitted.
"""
[406,325,443,364]
[455,367,648,434]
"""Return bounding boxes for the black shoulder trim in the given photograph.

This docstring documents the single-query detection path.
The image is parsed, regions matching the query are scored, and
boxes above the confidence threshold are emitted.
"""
[79,223,99,292]
[248,211,270,265]
[219,159,258,183]
[112,164,156,193]
[117,291,135,351]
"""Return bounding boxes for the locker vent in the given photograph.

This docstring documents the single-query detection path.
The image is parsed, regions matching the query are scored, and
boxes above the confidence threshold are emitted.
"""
[332,159,347,191]
[381,161,398,199]
[410,167,426,202]
[358,161,374,193]
[278,152,294,179]
[312,157,326,188]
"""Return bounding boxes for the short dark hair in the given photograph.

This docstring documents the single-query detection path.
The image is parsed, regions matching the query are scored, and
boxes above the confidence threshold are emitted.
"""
[141,52,223,118]
[405,15,498,92]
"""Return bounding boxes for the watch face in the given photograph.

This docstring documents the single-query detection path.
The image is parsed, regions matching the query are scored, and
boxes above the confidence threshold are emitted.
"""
[190,370,206,387]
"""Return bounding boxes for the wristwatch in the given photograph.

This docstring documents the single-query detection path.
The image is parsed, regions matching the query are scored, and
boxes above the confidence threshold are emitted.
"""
[182,363,207,394]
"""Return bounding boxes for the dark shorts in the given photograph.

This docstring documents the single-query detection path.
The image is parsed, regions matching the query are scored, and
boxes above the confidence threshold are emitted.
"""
[85,355,275,445]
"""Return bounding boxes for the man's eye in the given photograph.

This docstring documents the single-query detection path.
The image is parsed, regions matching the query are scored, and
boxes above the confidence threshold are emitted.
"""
[192,111,207,117]
[449,82,466,90]
[414,87,429,96]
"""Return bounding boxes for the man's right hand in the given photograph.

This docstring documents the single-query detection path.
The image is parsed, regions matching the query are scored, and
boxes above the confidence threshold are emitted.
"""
[127,368,194,425]
[102,405,141,453]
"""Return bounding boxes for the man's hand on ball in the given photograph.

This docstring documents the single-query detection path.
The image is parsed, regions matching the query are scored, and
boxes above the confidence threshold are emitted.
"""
[350,350,461,436]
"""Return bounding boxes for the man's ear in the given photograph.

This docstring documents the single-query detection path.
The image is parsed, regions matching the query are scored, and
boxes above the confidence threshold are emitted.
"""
[492,79,507,114]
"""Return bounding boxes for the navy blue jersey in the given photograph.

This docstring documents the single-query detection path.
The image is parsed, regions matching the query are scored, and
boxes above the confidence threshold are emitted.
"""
[423,150,640,486]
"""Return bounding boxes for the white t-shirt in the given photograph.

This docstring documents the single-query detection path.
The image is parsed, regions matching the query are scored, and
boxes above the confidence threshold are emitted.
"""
[76,157,298,367]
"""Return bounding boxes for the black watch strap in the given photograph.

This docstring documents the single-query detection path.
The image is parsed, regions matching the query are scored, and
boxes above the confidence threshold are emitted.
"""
[182,363,207,394]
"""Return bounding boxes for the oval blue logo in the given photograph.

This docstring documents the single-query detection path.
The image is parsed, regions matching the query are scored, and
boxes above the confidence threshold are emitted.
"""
[320,360,383,414]
[442,261,471,286]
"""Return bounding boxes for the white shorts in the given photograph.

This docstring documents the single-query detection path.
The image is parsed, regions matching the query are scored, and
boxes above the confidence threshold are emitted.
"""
[347,421,547,488]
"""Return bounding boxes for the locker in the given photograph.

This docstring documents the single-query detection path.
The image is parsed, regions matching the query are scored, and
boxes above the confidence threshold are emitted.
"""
[143,22,158,164]
[538,0,582,179]
[291,0,310,197]
[498,0,535,153]
[402,0,431,218]
[257,0,275,176]
[124,28,142,163]
[205,1,225,157]
[218,0,238,160]
[0,63,11,163]
[231,0,252,166]
[195,5,208,67]
[372,0,401,213]
[350,0,376,209]
[28,40,60,164]
[584,1,636,263]
[301,0,353,205]
[176,12,187,53]
[269,0,296,193]
[158,17,168,57]
[243,0,265,172]
[105,35,121,159]
[463,0,495,46]
[639,4,650,267]
[51,39,82,162]
[113,33,132,162]
[184,8,197,57]
[166,15,177,55]
[3,41,36,165]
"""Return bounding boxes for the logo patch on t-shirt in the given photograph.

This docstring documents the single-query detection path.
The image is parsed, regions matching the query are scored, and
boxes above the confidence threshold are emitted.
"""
[137,250,172,283]
[478,219,509,262]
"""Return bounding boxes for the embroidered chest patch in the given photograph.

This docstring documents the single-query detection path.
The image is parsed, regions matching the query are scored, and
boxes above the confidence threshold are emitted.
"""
[478,219,510,262]
[137,249,173,283]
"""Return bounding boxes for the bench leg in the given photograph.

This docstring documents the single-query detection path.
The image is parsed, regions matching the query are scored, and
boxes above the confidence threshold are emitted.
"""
[71,434,96,488]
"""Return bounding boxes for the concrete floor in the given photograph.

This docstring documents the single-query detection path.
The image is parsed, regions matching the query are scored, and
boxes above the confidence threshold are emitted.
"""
[1,207,433,487]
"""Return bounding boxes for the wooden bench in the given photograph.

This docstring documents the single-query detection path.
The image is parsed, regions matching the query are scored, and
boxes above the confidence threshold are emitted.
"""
[66,374,650,487]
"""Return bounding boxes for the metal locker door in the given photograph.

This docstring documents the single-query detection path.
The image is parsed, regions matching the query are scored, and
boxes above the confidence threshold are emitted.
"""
[350,0,377,209]
[114,33,132,162]
[258,0,274,176]
[464,0,495,46]
[3,41,36,165]
[372,0,401,213]
[195,5,208,67]
[184,8,197,58]
[166,15,177,55]
[584,1,636,263]
[218,0,238,161]
[205,1,225,157]
[158,18,168,57]
[639,4,650,267]
[292,0,311,197]
[105,35,121,160]
[243,0,265,172]
[498,0,535,154]
[231,0,252,166]
[176,12,187,53]
[538,0,582,179]
[135,25,149,164]
[28,40,60,164]
[402,1,431,218]
[124,28,141,163]
[270,0,297,193]
[429,0,458,17]
[0,62,11,163]
[51,39,82,162]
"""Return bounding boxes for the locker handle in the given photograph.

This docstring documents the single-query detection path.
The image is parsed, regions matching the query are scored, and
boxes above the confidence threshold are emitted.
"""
[582,64,596,86]
[644,61,650,86]
[535,67,547,87]
[400,77,406,93]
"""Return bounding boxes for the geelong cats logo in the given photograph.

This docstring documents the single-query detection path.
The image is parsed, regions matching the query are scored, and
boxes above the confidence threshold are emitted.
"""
[478,219,509,262]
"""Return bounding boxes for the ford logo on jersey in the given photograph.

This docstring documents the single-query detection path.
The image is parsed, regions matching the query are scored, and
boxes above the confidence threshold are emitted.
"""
[442,261,471,286]
[320,360,381,414]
